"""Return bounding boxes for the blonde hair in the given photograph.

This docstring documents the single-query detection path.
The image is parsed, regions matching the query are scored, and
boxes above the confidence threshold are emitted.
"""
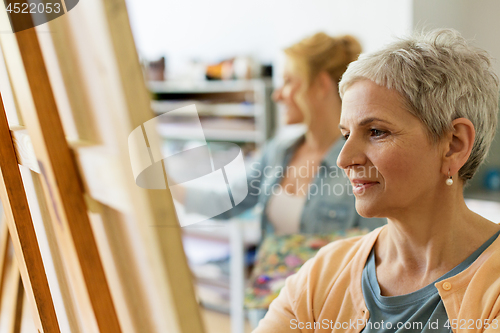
[339,29,499,181]
[285,32,362,88]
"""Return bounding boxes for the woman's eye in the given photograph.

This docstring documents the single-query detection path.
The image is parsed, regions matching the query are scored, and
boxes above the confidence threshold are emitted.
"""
[370,129,386,137]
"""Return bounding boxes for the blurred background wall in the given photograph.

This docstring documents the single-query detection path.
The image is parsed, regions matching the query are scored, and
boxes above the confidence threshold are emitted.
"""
[125,0,500,191]
[125,0,413,80]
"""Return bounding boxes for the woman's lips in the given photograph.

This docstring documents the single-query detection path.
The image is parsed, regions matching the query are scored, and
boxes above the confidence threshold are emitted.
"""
[351,181,379,194]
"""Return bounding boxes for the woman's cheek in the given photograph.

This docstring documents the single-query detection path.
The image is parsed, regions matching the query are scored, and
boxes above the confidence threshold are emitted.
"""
[393,157,420,190]
[371,149,411,180]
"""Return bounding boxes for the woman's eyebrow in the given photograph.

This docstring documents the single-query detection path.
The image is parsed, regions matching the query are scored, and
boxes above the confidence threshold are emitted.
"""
[339,117,393,130]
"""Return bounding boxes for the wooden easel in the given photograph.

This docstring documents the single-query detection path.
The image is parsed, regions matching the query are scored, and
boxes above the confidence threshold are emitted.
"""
[0,217,26,333]
[0,0,205,332]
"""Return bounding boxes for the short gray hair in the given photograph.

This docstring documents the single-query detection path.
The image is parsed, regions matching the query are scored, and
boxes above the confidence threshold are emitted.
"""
[339,29,499,181]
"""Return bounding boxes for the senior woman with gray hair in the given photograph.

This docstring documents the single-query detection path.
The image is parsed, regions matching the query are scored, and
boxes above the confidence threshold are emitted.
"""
[252,29,500,333]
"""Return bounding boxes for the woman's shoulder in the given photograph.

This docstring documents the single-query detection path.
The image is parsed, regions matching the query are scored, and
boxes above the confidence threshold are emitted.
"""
[281,229,381,308]
[313,232,373,266]
[278,235,366,292]
[301,228,382,280]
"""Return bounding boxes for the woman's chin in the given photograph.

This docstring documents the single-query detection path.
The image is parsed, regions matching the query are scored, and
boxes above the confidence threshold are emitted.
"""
[283,116,301,125]
[355,203,380,219]
[282,109,304,125]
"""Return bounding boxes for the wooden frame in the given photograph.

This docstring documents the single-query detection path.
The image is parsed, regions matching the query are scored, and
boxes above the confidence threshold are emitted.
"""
[0,92,60,332]
[0,0,205,332]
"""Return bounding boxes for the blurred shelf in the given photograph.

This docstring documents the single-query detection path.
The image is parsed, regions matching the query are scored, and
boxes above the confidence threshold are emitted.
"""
[152,81,272,328]
[157,123,262,142]
[183,219,261,246]
[149,79,276,147]
[151,100,257,117]
[197,276,230,288]
[200,306,253,333]
[197,283,231,314]
[201,301,231,315]
[149,79,268,94]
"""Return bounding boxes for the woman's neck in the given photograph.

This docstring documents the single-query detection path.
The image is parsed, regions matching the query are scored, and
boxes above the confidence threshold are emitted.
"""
[303,127,340,153]
[303,93,342,153]
[375,188,500,285]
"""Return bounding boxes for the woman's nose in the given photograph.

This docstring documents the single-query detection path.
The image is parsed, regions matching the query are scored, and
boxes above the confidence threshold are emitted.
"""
[337,137,366,170]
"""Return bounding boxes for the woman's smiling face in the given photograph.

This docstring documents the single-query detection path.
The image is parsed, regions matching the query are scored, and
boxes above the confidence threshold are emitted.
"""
[337,79,444,218]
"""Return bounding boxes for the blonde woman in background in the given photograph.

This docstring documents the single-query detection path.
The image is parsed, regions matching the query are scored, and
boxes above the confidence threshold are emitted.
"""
[181,32,386,328]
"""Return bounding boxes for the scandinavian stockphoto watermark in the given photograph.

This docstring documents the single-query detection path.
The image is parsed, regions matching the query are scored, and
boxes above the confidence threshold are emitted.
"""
[247,160,378,199]
[128,104,249,227]
[3,0,79,33]
[128,105,379,226]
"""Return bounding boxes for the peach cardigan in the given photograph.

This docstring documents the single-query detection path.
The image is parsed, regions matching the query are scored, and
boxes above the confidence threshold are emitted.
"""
[253,226,500,333]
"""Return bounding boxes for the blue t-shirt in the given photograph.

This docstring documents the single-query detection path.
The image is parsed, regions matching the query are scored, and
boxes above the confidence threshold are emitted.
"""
[362,230,500,333]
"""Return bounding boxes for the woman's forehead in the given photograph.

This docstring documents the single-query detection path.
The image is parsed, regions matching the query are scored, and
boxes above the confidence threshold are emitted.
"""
[340,80,408,123]
[283,58,301,76]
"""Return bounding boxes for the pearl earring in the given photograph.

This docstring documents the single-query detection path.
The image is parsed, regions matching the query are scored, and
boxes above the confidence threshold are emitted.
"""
[446,171,453,186]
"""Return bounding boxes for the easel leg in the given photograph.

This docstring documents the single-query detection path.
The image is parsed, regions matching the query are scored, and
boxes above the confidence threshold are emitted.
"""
[7,259,24,333]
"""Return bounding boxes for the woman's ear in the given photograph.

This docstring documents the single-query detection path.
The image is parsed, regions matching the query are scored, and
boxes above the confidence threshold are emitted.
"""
[441,118,475,176]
